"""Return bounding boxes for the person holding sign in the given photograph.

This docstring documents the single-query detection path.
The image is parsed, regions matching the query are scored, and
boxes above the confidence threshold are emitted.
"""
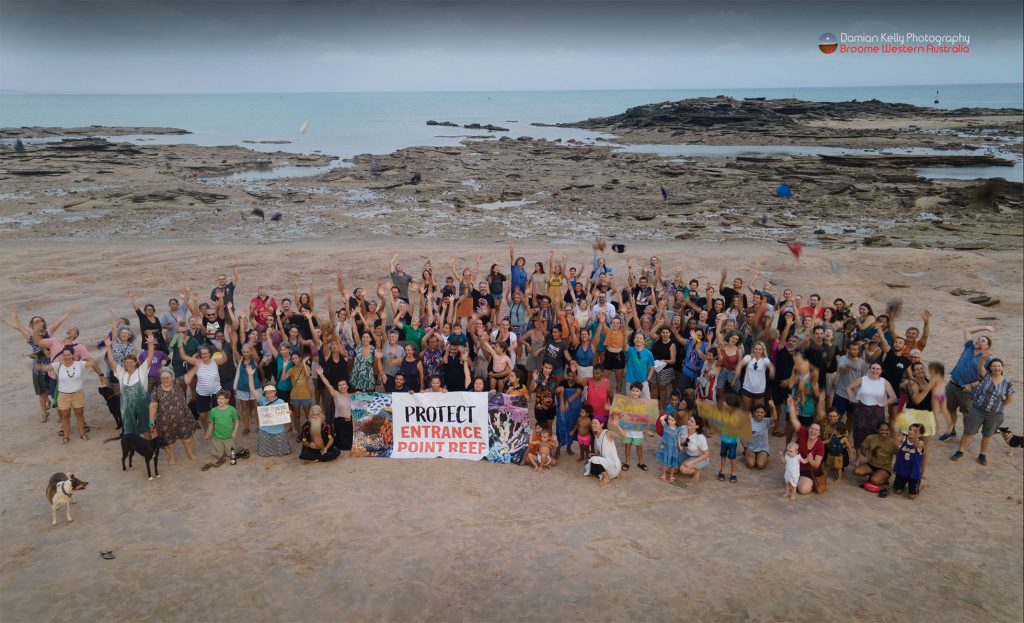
[255,383,292,457]
[584,415,627,485]
[619,383,651,471]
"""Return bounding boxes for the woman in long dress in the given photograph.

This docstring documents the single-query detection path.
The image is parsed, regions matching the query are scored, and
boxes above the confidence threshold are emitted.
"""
[349,332,378,392]
[149,364,199,464]
[104,329,154,437]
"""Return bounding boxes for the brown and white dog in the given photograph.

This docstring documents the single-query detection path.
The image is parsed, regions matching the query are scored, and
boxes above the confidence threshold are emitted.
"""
[46,472,88,526]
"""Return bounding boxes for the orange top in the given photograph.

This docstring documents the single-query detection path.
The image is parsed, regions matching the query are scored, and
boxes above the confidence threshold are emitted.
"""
[604,328,626,351]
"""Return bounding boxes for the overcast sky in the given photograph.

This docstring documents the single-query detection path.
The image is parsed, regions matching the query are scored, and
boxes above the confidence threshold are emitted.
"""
[1,0,1021,92]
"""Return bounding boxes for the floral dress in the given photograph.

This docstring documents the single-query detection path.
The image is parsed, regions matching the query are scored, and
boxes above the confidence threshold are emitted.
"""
[150,378,196,441]
[350,346,377,392]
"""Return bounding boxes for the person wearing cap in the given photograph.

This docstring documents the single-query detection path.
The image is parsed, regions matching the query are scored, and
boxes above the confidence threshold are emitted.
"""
[254,383,292,457]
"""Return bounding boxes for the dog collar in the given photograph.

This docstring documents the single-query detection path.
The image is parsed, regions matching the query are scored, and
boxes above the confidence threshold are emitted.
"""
[59,481,70,496]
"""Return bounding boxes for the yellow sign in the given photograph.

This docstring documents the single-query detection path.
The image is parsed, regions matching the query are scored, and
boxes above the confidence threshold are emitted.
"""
[893,409,937,437]
[610,395,659,432]
[696,401,752,441]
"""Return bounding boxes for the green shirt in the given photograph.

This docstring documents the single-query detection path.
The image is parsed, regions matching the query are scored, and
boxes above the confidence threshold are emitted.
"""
[209,405,239,440]
[403,326,426,353]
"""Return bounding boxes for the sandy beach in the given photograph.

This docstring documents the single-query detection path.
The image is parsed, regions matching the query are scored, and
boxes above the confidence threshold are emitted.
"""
[1,238,1021,622]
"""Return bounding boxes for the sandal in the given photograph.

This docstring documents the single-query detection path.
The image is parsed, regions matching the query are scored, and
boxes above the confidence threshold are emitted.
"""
[718,472,726,481]
[729,474,737,484]
[660,475,667,481]
[637,463,648,471]
[670,476,677,483]
[100,551,116,560]
[621,464,630,471]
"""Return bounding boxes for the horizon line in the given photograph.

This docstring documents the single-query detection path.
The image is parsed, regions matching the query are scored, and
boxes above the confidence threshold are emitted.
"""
[1,81,1022,96]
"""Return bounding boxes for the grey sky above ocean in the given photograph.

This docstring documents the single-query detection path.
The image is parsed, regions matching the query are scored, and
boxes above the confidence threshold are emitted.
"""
[0,0,1021,93]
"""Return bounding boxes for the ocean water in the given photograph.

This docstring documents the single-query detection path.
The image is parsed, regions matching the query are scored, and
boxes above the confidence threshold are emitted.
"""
[1,84,1021,161]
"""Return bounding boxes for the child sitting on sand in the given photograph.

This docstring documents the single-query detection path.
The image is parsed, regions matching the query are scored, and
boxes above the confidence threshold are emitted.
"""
[784,442,809,500]
[655,413,683,483]
[825,422,852,480]
[526,428,558,471]
[571,404,593,462]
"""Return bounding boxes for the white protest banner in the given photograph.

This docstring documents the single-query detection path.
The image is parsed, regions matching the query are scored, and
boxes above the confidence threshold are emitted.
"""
[257,403,292,427]
[391,391,489,460]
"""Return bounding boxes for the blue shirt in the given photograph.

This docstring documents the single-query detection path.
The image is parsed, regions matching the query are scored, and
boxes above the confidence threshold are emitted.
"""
[624,347,655,383]
[257,396,287,434]
[510,265,528,293]
[575,344,595,367]
[682,341,708,378]
[950,340,989,386]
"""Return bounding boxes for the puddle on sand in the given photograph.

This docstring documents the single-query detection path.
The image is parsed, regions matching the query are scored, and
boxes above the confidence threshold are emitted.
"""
[473,199,534,210]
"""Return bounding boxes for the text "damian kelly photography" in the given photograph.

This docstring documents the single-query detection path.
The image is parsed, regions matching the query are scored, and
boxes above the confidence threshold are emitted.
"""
[818,32,971,54]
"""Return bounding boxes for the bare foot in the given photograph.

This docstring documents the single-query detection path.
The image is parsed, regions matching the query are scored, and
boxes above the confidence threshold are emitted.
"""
[577,454,584,462]
[781,493,789,500]
[534,465,541,472]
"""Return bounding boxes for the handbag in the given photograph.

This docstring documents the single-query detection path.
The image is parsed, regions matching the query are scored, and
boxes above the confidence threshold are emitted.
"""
[812,470,829,494]
[51,363,61,409]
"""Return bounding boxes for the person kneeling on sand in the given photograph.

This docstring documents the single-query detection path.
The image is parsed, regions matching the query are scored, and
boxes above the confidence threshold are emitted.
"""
[584,415,627,485]
[299,406,340,462]
[678,414,711,481]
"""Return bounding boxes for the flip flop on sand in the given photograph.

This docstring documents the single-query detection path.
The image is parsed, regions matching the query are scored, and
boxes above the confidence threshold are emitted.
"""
[100,551,115,560]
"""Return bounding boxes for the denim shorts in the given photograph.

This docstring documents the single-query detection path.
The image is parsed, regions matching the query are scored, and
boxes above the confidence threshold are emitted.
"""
[719,441,738,459]
[290,399,312,406]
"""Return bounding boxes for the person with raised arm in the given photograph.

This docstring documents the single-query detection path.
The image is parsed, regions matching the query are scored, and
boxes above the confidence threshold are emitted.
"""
[939,325,995,441]
[2,306,75,421]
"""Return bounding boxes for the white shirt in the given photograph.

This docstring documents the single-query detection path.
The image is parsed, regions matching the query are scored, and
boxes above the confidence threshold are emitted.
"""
[115,365,147,388]
[741,355,770,394]
[54,360,87,393]
[683,432,709,457]
[591,302,617,320]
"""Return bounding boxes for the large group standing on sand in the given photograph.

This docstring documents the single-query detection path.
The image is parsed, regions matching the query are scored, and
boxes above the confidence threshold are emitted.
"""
[4,244,1015,496]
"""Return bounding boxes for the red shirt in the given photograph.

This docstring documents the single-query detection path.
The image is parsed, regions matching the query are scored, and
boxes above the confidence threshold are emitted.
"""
[798,306,825,320]
[249,296,278,327]
[586,378,610,418]
[797,426,824,476]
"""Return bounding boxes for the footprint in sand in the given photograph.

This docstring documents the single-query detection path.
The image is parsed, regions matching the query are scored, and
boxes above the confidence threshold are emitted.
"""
[626,539,662,560]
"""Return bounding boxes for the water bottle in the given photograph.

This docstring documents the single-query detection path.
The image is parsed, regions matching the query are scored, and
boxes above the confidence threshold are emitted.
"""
[229,447,237,465]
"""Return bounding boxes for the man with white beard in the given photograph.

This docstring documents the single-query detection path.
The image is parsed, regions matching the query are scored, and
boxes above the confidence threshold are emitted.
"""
[298,406,340,462]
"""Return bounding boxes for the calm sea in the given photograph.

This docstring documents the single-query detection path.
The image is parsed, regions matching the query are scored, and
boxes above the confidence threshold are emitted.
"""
[1,84,1021,160]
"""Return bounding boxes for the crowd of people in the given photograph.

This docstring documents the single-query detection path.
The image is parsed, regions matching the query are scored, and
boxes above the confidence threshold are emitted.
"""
[3,245,1015,492]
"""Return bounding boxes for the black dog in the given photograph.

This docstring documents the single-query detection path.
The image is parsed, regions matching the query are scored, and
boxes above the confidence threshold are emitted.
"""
[997,427,1023,454]
[120,434,168,480]
[97,385,123,429]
